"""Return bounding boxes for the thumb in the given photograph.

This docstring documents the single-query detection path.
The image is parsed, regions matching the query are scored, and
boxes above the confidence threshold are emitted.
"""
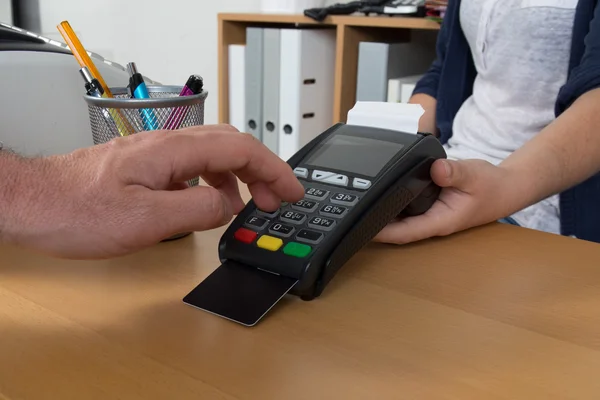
[430,159,476,191]
[149,186,234,237]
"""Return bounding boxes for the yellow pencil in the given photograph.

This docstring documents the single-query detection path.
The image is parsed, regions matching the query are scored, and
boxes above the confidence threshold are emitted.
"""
[57,21,134,136]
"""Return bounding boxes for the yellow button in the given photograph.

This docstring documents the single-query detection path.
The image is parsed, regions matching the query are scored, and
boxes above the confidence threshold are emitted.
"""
[257,235,283,251]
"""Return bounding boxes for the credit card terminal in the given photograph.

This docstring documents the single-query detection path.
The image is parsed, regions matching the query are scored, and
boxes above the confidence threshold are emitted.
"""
[183,123,446,326]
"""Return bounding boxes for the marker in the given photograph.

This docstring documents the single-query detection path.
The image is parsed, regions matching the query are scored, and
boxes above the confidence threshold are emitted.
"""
[126,62,159,131]
[163,74,204,130]
[79,66,120,137]
[57,21,133,136]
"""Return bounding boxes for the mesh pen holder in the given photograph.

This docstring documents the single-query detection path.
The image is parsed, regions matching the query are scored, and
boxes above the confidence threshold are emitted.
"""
[84,85,208,241]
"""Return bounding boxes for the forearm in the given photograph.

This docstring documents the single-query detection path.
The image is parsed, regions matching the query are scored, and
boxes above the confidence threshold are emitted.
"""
[409,93,439,136]
[0,150,21,242]
[499,87,600,214]
[0,150,51,244]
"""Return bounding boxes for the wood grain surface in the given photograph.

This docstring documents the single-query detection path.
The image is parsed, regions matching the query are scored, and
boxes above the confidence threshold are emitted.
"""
[2,188,600,399]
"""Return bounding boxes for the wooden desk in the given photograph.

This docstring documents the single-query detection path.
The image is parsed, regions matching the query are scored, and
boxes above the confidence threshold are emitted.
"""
[1,213,600,398]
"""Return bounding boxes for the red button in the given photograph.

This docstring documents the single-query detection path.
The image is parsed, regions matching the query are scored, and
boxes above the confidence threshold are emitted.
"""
[234,228,257,244]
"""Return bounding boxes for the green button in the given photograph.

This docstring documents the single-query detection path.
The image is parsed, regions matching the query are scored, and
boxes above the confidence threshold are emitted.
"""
[283,242,312,258]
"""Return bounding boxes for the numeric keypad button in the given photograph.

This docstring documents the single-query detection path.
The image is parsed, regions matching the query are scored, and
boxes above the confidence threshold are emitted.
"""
[245,216,268,230]
[280,210,307,225]
[296,229,324,245]
[319,204,348,218]
[330,193,359,206]
[304,187,329,201]
[268,222,295,238]
[291,199,318,213]
[308,216,336,231]
[257,208,280,218]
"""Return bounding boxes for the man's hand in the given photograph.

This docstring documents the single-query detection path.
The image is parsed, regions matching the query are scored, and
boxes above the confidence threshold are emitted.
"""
[374,158,517,244]
[1,125,304,259]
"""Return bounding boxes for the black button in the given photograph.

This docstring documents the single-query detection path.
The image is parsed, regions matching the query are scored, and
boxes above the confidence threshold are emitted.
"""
[269,222,295,237]
[305,187,329,200]
[257,208,280,218]
[296,229,324,244]
[330,193,358,206]
[245,216,268,230]
[308,216,336,231]
[320,204,347,217]
[280,210,307,224]
[291,199,318,212]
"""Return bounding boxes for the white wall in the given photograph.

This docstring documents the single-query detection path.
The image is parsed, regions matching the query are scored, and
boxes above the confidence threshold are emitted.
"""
[35,0,344,125]
[0,0,12,24]
[36,0,264,125]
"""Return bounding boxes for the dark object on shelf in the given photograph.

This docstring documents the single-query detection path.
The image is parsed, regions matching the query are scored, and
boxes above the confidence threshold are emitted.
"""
[304,1,388,21]
[424,0,448,21]
[361,5,426,18]
[304,0,425,22]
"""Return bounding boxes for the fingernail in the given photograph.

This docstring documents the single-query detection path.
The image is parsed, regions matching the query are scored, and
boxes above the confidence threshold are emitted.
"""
[442,160,451,178]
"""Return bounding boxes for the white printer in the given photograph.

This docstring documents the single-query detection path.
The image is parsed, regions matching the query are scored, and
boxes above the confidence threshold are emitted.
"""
[0,22,158,156]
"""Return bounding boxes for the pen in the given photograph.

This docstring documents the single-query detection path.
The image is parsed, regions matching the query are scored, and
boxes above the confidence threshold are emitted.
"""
[126,62,159,131]
[163,74,204,130]
[79,66,103,97]
[79,66,120,137]
[57,21,134,136]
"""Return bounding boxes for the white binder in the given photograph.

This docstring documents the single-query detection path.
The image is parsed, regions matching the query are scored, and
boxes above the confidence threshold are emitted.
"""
[278,28,336,161]
[356,38,435,102]
[245,28,264,140]
[387,74,422,103]
[228,44,245,131]
[261,28,281,154]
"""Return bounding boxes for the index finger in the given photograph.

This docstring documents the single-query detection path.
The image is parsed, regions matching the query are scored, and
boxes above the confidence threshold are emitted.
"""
[159,128,305,202]
[373,211,449,245]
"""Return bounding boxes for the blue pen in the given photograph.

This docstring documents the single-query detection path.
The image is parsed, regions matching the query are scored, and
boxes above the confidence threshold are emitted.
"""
[126,62,158,130]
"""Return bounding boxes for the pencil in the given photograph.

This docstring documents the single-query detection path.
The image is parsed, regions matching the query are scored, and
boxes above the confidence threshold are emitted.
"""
[57,21,134,136]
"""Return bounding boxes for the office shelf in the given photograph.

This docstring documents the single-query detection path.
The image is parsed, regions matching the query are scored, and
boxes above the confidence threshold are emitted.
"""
[218,13,440,125]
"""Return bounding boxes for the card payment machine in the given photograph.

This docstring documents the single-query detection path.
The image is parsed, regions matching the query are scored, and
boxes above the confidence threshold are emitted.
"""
[183,123,446,326]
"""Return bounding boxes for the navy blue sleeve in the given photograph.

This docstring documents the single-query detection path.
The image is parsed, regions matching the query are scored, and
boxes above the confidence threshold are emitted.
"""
[556,0,600,115]
[411,1,456,99]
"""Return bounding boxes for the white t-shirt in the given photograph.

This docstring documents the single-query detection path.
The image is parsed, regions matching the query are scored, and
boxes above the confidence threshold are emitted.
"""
[445,0,577,234]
